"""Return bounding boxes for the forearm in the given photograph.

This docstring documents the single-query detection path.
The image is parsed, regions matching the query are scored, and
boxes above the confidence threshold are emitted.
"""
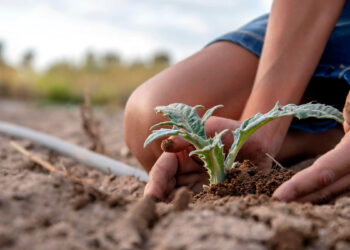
[344,91,350,133]
[241,0,346,153]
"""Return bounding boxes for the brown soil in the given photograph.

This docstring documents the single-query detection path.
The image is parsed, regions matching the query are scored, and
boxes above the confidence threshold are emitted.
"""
[1,100,350,250]
[198,160,295,199]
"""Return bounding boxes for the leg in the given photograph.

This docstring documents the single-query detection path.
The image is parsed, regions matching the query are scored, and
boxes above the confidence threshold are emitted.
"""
[124,42,259,171]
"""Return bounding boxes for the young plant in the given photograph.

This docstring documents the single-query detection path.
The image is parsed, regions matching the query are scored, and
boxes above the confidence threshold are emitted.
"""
[144,102,343,184]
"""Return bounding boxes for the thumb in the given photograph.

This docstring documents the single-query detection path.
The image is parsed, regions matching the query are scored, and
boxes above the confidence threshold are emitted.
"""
[161,136,192,152]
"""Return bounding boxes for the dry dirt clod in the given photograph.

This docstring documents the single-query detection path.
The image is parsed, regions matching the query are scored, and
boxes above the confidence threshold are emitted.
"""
[107,192,127,207]
[0,151,7,159]
[73,195,91,210]
[0,232,15,248]
[113,196,156,250]
[71,182,109,210]
[268,228,305,250]
[172,187,192,212]
[161,138,174,152]
[125,195,157,232]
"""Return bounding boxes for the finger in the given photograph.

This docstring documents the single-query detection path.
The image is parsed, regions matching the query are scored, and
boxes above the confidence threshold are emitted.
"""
[144,152,179,200]
[344,122,350,134]
[297,173,350,203]
[161,137,203,165]
[176,172,209,187]
[343,92,350,133]
[176,150,205,174]
[161,136,192,152]
[273,136,350,202]
[165,177,176,198]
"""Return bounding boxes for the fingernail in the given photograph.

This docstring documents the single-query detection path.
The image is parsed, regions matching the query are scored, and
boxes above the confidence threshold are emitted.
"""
[273,183,296,202]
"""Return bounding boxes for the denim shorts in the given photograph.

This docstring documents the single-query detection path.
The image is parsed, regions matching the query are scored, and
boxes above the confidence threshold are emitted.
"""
[209,1,350,133]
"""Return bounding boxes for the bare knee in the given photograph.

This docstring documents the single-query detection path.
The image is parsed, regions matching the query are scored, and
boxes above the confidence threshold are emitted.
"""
[124,42,259,171]
[124,84,163,171]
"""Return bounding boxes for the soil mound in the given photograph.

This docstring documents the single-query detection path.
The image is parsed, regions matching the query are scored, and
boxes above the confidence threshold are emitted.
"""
[198,160,295,199]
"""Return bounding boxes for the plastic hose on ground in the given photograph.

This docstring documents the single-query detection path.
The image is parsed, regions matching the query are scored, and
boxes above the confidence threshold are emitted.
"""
[0,121,149,182]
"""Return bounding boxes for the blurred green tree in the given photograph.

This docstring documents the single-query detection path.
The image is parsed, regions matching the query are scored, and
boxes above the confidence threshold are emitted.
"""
[102,52,120,67]
[84,51,98,71]
[152,51,171,65]
[21,50,35,69]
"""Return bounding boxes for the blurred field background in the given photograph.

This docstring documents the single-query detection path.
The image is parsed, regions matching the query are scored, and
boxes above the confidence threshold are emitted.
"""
[0,42,170,106]
[0,0,271,107]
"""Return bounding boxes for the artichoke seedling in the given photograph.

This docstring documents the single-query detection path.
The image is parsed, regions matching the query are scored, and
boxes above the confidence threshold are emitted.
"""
[144,102,343,184]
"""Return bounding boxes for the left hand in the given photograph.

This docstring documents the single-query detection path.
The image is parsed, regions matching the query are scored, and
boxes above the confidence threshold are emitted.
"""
[273,94,350,203]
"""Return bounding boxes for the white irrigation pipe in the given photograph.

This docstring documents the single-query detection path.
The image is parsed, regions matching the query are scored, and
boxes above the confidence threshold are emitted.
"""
[0,121,149,182]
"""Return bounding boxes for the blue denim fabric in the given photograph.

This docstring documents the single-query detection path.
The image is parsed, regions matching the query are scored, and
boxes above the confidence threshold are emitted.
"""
[209,1,350,133]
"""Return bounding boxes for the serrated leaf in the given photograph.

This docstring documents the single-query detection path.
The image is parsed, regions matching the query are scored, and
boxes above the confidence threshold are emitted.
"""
[201,105,223,125]
[281,103,344,122]
[189,129,228,156]
[150,121,176,130]
[144,128,181,147]
[154,103,206,139]
[189,129,228,183]
[225,102,344,169]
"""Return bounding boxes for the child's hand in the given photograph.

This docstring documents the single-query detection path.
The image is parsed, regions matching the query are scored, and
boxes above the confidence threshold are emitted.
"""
[144,144,208,201]
[144,116,273,200]
[274,93,350,203]
[273,132,350,203]
[343,91,350,133]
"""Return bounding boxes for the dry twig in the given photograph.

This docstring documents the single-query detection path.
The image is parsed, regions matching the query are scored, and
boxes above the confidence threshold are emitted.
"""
[265,152,285,169]
[80,91,106,154]
[10,141,94,184]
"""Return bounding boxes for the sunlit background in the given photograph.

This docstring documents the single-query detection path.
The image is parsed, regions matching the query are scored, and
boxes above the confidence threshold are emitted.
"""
[0,0,272,105]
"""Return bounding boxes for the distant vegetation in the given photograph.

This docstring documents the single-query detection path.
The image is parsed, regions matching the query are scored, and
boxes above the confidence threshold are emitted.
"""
[0,41,171,106]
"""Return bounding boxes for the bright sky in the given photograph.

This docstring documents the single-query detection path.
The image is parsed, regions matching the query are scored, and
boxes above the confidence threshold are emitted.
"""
[0,0,272,70]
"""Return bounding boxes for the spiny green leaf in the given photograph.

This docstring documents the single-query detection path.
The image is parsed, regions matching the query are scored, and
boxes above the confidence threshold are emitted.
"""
[189,129,228,183]
[150,121,176,130]
[201,105,223,125]
[189,129,228,156]
[280,103,344,122]
[144,128,181,147]
[225,102,344,169]
[154,103,206,139]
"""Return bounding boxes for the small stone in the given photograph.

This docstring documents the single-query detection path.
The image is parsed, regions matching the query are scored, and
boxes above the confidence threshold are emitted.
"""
[120,146,132,158]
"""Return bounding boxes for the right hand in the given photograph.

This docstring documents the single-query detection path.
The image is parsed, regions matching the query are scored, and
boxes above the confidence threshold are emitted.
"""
[273,92,350,203]
[144,116,274,201]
